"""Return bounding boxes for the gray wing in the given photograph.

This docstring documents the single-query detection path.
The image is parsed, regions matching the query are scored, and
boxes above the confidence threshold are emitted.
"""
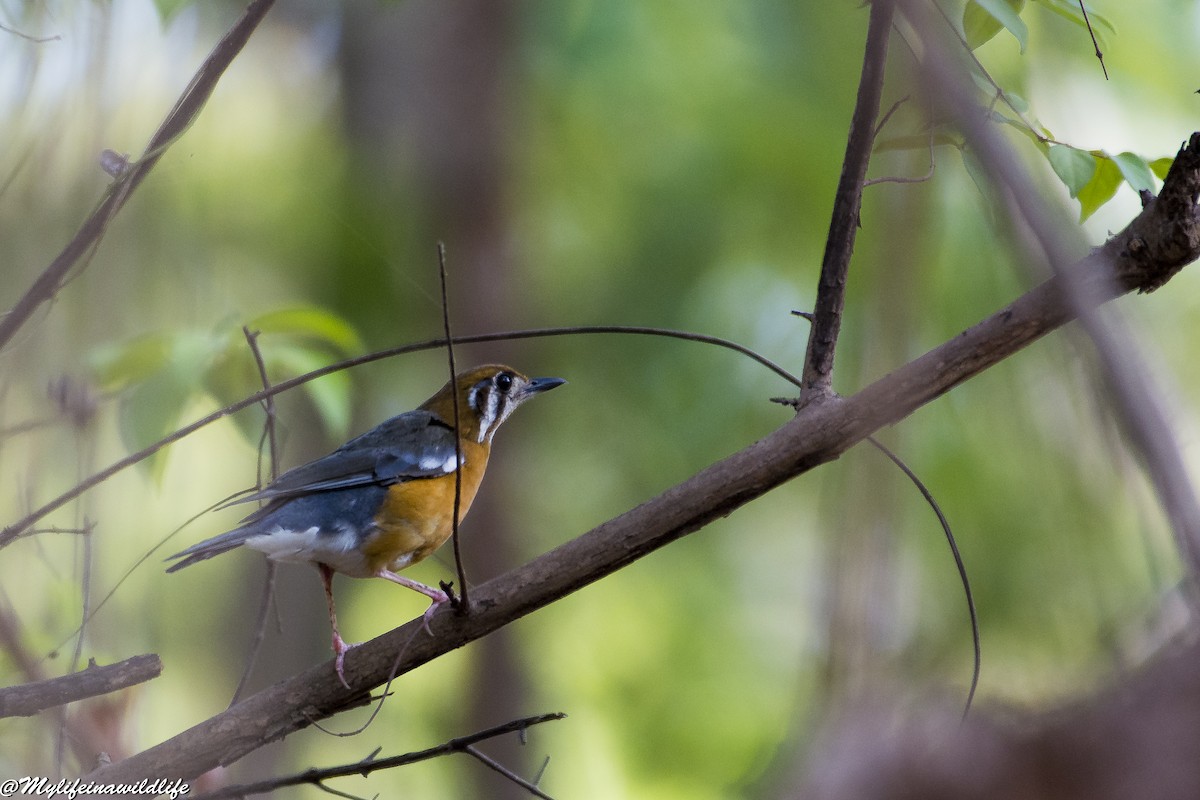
[224,410,460,507]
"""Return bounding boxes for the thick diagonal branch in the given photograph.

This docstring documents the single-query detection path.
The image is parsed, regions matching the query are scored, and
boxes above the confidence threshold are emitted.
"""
[87,133,1200,785]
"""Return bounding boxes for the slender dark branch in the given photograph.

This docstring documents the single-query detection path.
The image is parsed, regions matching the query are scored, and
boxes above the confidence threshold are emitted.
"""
[867,436,979,717]
[903,0,1200,576]
[801,0,895,396]
[0,325,800,550]
[438,243,470,613]
[0,654,162,718]
[463,745,556,800]
[228,561,278,711]
[243,326,280,479]
[225,327,283,707]
[84,136,1200,779]
[0,21,61,43]
[0,0,275,352]
[186,713,566,800]
[1078,0,1108,80]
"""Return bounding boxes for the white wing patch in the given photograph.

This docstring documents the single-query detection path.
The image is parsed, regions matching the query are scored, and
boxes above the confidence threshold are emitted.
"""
[418,451,462,473]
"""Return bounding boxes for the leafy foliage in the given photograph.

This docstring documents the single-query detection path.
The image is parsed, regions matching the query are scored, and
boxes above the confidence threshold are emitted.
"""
[89,307,362,476]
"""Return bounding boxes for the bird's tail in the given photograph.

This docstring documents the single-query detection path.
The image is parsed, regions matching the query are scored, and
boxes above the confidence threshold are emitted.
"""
[165,527,256,573]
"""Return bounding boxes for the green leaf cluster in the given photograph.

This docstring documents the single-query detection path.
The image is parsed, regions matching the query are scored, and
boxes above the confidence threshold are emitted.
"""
[88,307,362,476]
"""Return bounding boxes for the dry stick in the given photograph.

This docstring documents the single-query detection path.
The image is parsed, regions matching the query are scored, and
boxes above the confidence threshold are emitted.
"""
[1078,0,1108,80]
[0,0,276,353]
[437,243,470,612]
[868,436,979,717]
[801,0,895,396]
[0,654,162,718]
[903,0,1200,578]
[0,325,799,551]
[227,327,283,708]
[462,745,556,800]
[185,713,565,800]
[85,139,1200,783]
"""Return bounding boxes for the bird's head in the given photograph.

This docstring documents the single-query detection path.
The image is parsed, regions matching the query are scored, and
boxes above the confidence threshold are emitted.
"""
[421,364,565,444]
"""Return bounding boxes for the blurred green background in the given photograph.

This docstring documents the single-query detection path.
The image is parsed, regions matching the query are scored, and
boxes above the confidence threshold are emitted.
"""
[1,1,1199,797]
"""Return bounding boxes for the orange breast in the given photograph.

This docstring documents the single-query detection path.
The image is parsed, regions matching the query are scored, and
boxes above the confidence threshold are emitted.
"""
[360,441,489,575]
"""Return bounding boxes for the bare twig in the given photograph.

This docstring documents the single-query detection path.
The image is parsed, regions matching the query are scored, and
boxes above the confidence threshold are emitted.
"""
[463,744,556,800]
[0,21,61,43]
[227,562,278,711]
[0,654,162,718]
[901,0,1200,578]
[0,0,275,352]
[868,436,979,717]
[1078,0,1109,80]
[84,142,1200,778]
[224,327,284,707]
[438,243,470,613]
[802,0,895,397]
[243,326,280,478]
[0,325,801,550]
[185,712,565,800]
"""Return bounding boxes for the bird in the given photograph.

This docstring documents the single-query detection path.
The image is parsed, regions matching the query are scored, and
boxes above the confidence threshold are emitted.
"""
[166,364,565,686]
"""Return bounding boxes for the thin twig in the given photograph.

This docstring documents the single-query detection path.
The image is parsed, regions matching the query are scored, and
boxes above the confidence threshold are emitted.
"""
[802,0,895,397]
[225,327,284,706]
[0,0,276,352]
[243,326,280,477]
[867,436,979,717]
[83,149,1200,778]
[0,21,61,43]
[0,325,801,550]
[902,0,1200,579]
[1078,0,1108,80]
[186,713,566,800]
[438,243,470,613]
[463,744,556,800]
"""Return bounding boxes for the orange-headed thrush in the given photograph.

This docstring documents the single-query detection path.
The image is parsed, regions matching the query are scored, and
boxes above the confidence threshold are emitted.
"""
[167,364,565,685]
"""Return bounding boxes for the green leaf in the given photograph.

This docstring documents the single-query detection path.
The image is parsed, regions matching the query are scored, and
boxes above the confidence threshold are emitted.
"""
[1076,155,1123,221]
[89,334,173,390]
[964,0,1028,52]
[246,307,364,354]
[1111,151,1156,194]
[151,0,193,24]
[117,333,214,478]
[1034,0,1116,47]
[270,344,354,440]
[1046,145,1096,197]
[1149,157,1173,180]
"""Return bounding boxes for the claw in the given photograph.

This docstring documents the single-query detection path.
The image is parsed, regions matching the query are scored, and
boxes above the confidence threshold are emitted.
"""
[332,632,359,689]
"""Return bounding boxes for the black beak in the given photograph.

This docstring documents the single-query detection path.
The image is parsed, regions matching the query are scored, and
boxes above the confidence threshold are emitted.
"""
[528,377,567,394]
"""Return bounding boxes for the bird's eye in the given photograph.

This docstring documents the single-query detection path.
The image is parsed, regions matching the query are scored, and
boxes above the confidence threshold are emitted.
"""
[495,372,514,393]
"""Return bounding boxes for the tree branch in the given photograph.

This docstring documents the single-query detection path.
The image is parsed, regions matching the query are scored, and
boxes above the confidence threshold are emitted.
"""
[0,654,162,718]
[0,326,800,551]
[0,0,276,352]
[900,0,1200,577]
[187,713,565,800]
[802,0,895,396]
[86,134,1200,783]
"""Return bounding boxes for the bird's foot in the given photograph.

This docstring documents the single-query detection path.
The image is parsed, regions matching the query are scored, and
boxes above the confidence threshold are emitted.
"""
[420,590,450,636]
[332,632,360,689]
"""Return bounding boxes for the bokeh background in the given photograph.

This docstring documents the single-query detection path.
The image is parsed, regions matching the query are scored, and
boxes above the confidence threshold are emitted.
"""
[2,1,1199,797]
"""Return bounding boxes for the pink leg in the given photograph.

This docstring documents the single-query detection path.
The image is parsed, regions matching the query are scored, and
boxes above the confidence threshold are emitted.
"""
[376,569,449,635]
[319,564,356,688]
